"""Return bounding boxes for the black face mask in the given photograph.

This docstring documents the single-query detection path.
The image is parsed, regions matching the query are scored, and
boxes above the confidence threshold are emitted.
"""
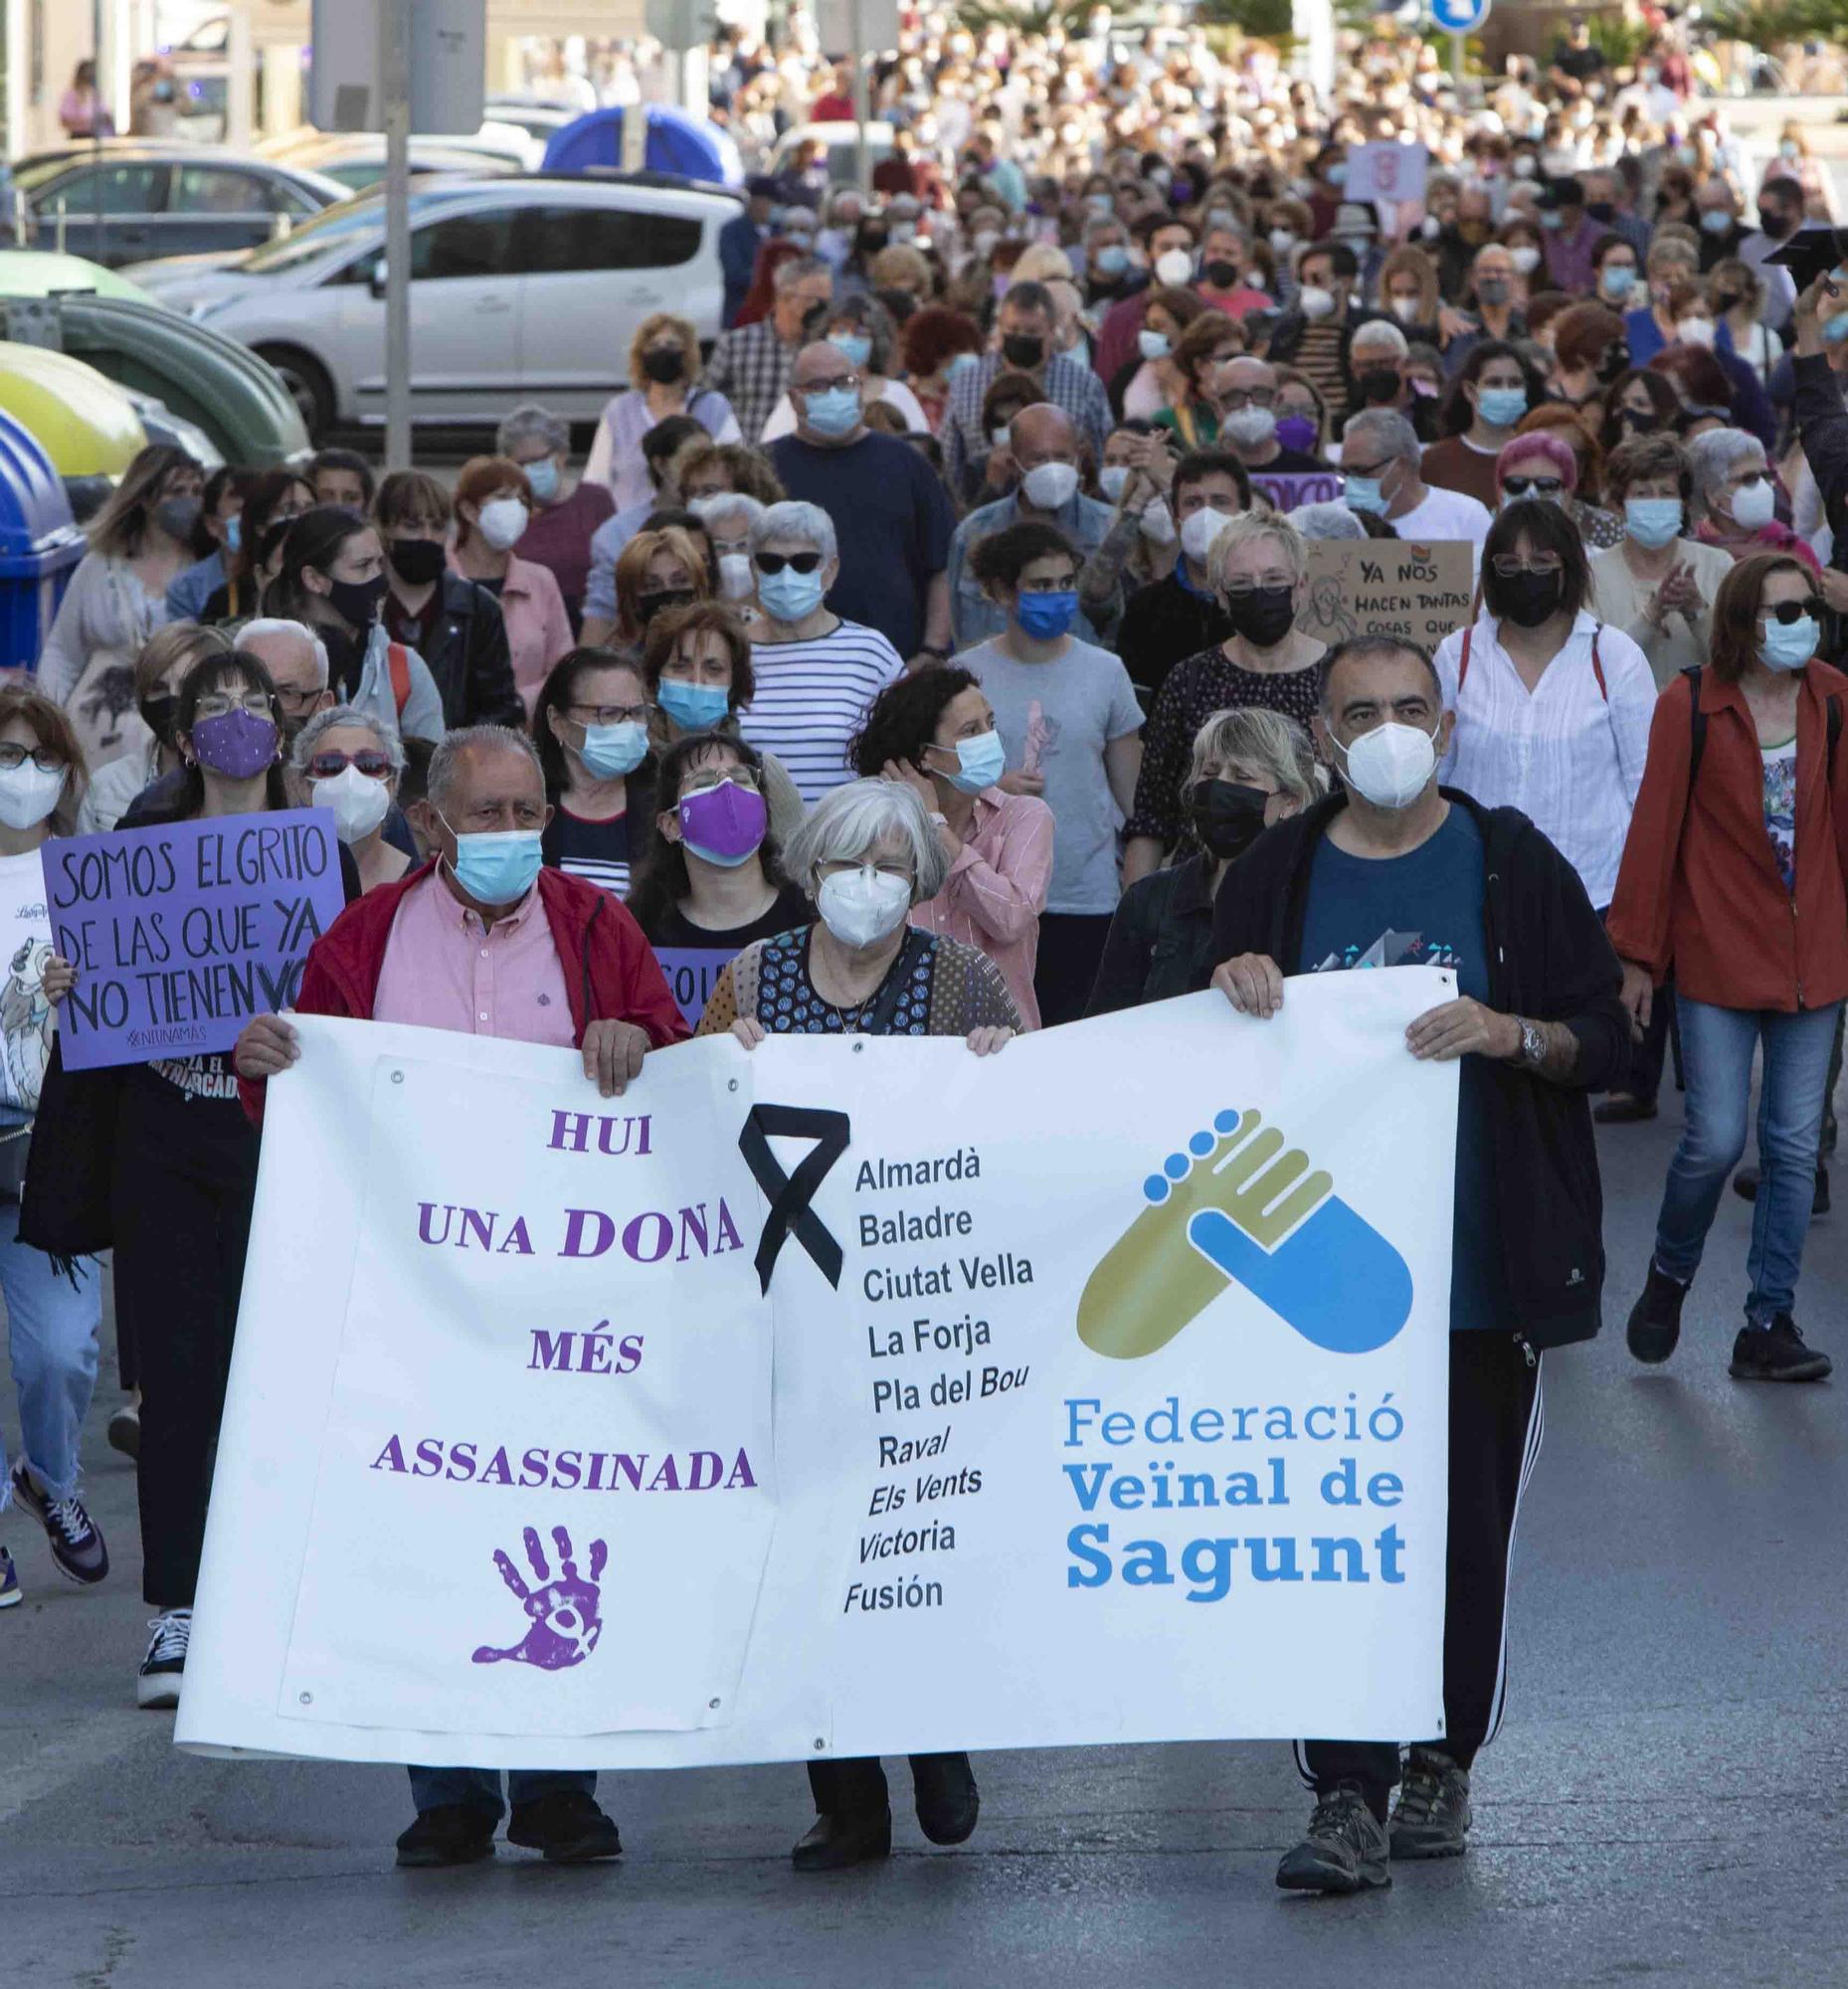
[1498,568,1564,629]
[1002,332,1045,368]
[140,691,177,748]
[329,570,391,630]
[1202,259,1240,288]
[387,538,447,588]
[1357,366,1401,406]
[642,346,685,385]
[1619,407,1659,435]
[638,587,696,626]
[1595,341,1630,384]
[1223,582,1298,649]
[1191,780,1272,861]
[1584,201,1616,225]
[1756,205,1792,240]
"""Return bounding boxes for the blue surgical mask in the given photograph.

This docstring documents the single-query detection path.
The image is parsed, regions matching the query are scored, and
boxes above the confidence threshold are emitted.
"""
[224,514,242,554]
[1601,265,1636,299]
[578,720,649,778]
[829,331,873,369]
[1476,386,1528,429]
[803,386,862,438]
[945,350,981,381]
[442,822,544,906]
[656,677,731,731]
[1624,496,1684,550]
[1016,589,1078,639]
[1761,615,1820,672]
[1095,243,1130,275]
[1822,312,1848,347]
[525,457,561,503]
[1699,209,1735,237]
[941,728,1006,794]
[758,564,827,622]
[1343,474,1387,516]
[1138,328,1172,363]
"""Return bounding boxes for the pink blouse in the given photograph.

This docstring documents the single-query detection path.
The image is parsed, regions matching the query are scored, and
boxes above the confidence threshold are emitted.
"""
[908,789,1055,1029]
[455,552,573,717]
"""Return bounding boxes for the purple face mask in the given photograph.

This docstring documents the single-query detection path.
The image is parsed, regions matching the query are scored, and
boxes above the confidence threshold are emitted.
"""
[1275,413,1319,453]
[678,779,767,866]
[190,707,278,779]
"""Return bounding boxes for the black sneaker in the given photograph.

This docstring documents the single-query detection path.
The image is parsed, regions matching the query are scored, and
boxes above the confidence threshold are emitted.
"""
[1388,1747,1472,1860]
[1730,1315,1833,1383]
[106,1405,140,1461]
[0,1544,19,1610]
[1626,1262,1689,1365]
[1275,1784,1391,1894]
[791,1808,892,1872]
[395,1804,497,1870]
[912,1751,980,1845]
[136,1609,191,1709]
[1733,1165,1829,1214]
[9,1462,107,1584]
[505,1789,622,1864]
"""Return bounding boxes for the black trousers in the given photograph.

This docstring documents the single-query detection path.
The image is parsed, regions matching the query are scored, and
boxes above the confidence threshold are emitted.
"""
[1303,1333,1542,1818]
[113,1071,259,1609]
[1034,912,1114,1028]
[809,1751,970,1819]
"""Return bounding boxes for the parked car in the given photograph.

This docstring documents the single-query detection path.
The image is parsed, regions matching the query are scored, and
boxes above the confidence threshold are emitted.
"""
[483,96,582,146]
[766,121,897,188]
[259,138,524,197]
[122,173,738,440]
[13,146,347,269]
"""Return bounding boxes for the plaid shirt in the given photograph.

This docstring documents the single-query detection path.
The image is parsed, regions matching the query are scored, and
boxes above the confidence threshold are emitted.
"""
[703,319,797,447]
[941,353,1113,495]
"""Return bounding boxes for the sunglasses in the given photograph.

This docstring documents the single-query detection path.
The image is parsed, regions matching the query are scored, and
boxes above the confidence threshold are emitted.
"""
[307,749,394,780]
[1501,475,1565,498]
[756,551,825,575]
[1765,599,1824,625]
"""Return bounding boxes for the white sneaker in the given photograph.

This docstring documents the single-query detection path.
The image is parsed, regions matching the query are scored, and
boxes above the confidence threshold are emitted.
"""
[136,1608,192,1709]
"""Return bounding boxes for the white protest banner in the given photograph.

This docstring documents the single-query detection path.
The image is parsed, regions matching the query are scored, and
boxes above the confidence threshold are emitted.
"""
[1345,141,1428,207]
[178,974,1456,1769]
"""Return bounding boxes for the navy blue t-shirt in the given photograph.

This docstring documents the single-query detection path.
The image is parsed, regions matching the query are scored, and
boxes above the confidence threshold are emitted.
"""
[1298,806,1504,1333]
[767,431,955,658]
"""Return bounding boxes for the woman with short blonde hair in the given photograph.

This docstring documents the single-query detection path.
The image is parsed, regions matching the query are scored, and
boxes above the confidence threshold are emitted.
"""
[584,311,742,510]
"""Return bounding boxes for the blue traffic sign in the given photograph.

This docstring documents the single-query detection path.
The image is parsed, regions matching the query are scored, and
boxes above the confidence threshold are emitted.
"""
[1430,0,1491,31]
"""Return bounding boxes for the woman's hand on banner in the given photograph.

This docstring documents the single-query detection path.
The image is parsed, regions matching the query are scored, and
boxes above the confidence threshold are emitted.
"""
[582,1019,649,1098]
[730,1016,767,1050]
[965,1026,1014,1056]
[1212,954,1284,1019]
[40,954,76,1006]
[234,1012,299,1078]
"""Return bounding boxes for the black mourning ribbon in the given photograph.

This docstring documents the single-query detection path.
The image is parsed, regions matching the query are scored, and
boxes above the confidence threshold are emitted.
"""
[739,1104,851,1294]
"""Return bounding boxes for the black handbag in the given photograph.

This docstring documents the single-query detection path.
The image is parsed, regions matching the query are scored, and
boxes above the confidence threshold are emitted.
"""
[18,1034,119,1261]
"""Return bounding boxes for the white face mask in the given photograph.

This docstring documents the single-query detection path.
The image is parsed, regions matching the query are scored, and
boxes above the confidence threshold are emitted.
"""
[1099,463,1131,501]
[1509,245,1542,275]
[1154,248,1195,286]
[817,865,913,950]
[1222,406,1277,452]
[1021,460,1080,510]
[1180,506,1234,562]
[1730,476,1775,530]
[1675,317,1716,349]
[1297,284,1336,320]
[1269,227,1297,255]
[477,496,530,553]
[718,551,755,601]
[1389,296,1421,324]
[310,763,392,844]
[1140,498,1177,545]
[1334,720,1438,810]
[0,760,65,831]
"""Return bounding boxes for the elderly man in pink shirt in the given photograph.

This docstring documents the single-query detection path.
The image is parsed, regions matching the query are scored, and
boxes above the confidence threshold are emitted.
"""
[234,723,686,1873]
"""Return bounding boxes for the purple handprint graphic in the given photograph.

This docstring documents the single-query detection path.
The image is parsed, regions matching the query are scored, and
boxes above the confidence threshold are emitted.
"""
[470,1525,607,1672]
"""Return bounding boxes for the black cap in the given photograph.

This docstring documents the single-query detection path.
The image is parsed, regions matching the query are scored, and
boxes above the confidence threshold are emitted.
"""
[1765,224,1848,291]
[1541,176,1584,210]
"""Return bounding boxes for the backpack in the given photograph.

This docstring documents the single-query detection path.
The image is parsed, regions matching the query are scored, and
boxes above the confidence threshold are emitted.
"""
[1681,663,1841,793]
[1458,619,1608,697]
[386,641,411,719]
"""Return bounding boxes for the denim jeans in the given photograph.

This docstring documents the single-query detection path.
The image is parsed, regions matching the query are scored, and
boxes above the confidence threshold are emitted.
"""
[1653,996,1842,1320]
[405,1766,597,1820]
[0,1203,101,1505]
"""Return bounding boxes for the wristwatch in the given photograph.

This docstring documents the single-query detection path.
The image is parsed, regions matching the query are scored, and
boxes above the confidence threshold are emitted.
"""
[916,643,951,661]
[1514,1017,1546,1067]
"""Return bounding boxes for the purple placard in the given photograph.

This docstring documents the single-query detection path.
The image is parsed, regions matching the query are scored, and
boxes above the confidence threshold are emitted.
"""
[1250,468,1344,513]
[651,945,739,1030]
[43,809,346,1071]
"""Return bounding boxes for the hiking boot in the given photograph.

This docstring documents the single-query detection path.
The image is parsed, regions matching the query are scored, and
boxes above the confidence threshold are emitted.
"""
[395,1804,497,1870]
[1733,1165,1829,1215]
[1730,1315,1832,1383]
[136,1609,191,1709]
[1275,1784,1391,1894]
[0,1544,19,1609]
[1626,1262,1689,1365]
[1388,1747,1472,1860]
[9,1462,107,1584]
[505,1789,622,1864]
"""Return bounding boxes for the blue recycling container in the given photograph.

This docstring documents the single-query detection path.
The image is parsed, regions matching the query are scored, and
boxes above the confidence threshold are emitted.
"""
[0,409,86,672]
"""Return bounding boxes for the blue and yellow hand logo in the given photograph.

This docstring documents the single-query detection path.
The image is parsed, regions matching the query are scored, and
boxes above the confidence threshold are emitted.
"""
[1077,1108,1411,1359]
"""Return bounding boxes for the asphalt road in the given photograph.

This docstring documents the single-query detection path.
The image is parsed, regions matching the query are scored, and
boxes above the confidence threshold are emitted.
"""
[3,1086,1846,1988]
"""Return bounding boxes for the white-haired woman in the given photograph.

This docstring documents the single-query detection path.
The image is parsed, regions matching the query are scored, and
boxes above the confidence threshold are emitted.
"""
[1091,706,1322,1013]
[688,490,766,612]
[739,500,906,808]
[1689,427,1822,576]
[584,311,742,511]
[291,704,410,895]
[696,778,1013,1872]
[1124,510,1329,886]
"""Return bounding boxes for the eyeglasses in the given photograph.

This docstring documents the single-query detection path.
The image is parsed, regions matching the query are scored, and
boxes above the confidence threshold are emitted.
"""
[1764,599,1824,625]
[1219,386,1274,409]
[1342,457,1394,481]
[274,682,325,711]
[0,744,64,773]
[802,376,860,396]
[1501,475,1565,498]
[756,551,825,575]
[1490,553,1565,578]
[820,856,913,883]
[306,748,394,780]
[194,692,274,720]
[1224,578,1293,599]
[569,701,651,726]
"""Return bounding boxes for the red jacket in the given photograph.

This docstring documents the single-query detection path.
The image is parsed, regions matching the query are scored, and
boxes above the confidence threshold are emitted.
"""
[238,863,689,1125]
[1606,662,1848,1012]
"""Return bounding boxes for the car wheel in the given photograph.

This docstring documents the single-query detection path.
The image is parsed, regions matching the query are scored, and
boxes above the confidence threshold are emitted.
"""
[255,346,335,445]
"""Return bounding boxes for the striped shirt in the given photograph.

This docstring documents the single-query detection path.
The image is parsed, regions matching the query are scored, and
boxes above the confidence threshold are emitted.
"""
[738,620,906,806]
[547,806,635,900]
[939,353,1113,498]
[1433,610,1656,911]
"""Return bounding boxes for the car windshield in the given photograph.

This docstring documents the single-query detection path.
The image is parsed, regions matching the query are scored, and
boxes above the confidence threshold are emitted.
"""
[238,187,467,272]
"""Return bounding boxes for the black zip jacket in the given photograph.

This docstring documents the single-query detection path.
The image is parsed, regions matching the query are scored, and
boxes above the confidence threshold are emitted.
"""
[1087,853,1217,1015]
[1204,789,1629,1352]
[405,574,524,731]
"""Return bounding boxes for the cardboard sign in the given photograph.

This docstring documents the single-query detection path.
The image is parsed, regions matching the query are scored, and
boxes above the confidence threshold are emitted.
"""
[1295,540,1475,655]
[43,809,346,1071]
